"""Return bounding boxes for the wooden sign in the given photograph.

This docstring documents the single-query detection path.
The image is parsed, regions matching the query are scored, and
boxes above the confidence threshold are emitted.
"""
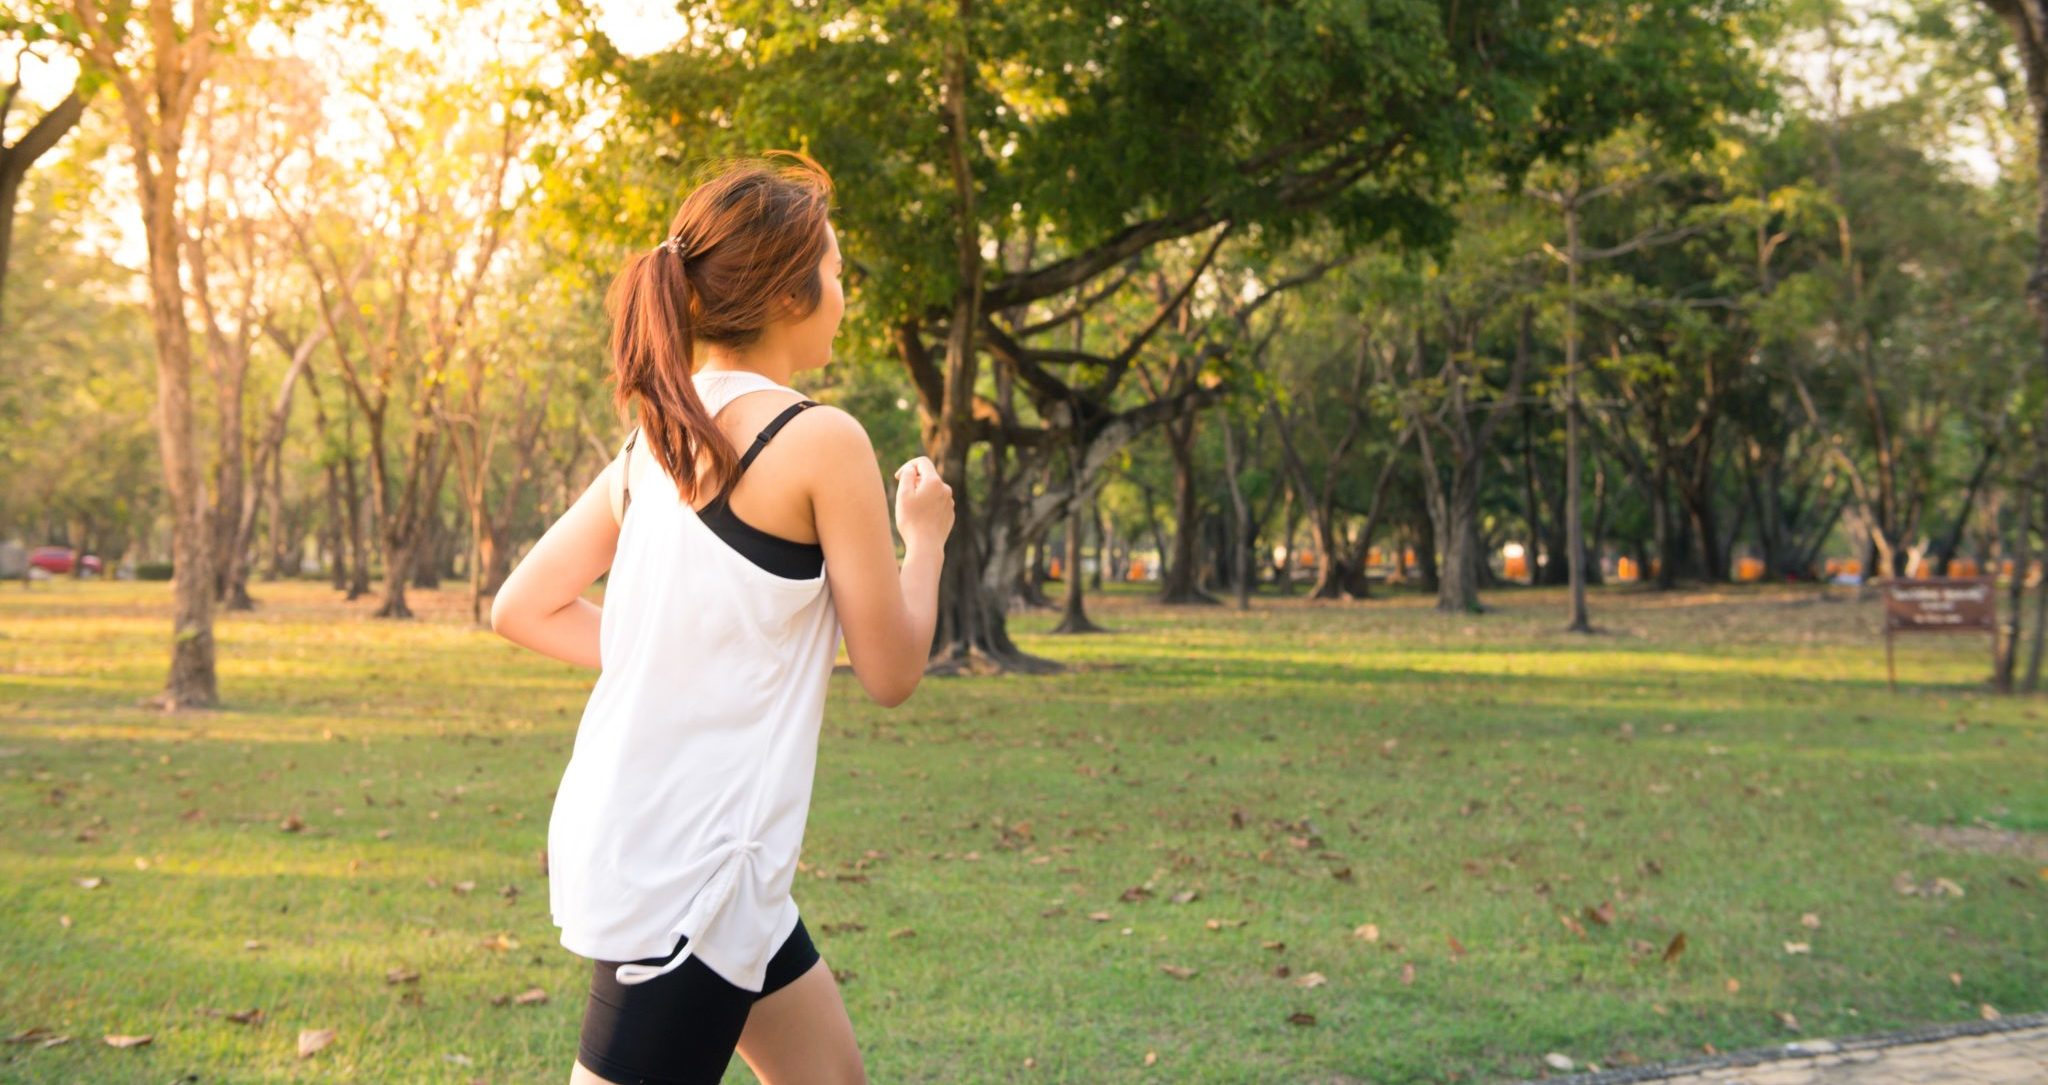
[1883,577,1997,690]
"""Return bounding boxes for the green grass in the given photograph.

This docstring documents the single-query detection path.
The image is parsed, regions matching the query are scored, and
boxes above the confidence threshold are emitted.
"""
[2,578,2043,1084]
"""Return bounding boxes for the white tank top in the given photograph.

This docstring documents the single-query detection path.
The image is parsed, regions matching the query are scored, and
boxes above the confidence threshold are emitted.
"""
[547,368,841,991]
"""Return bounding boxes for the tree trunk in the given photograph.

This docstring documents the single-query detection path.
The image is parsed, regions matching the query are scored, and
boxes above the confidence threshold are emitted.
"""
[130,108,219,708]
[1520,404,1544,585]
[916,9,1058,674]
[323,463,345,589]
[1220,412,1254,612]
[1653,463,1677,589]
[1997,478,2031,691]
[343,450,370,600]
[1157,406,1216,604]
[1090,490,1106,591]
[1052,477,1106,634]
[1413,511,1440,593]
[264,435,290,580]
[2025,506,2045,692]
[1274,487,1297,594]
[1437,457,1483,613]
[1563,198,1592,633]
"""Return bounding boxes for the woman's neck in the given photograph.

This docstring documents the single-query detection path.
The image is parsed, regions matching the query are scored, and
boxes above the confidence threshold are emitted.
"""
[696,348,797,388]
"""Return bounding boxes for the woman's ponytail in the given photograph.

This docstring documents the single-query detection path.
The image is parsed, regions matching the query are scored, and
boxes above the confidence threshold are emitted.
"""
[607,242,736,504]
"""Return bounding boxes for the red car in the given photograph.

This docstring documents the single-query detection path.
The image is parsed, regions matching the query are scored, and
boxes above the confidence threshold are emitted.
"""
[29,546,102,575]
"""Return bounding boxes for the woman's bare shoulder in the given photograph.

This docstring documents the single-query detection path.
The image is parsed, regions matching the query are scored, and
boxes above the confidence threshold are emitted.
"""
[790,403,873,458]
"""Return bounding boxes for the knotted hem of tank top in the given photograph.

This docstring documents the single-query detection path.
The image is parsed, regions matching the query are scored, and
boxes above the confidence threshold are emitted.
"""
[610,838,766,987]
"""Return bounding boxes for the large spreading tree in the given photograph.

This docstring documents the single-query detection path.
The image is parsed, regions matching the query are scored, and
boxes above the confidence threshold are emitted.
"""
[579,0,1761,671]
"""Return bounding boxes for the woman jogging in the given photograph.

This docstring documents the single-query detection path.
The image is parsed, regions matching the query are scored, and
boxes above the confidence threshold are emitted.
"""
[489,150,952,1085]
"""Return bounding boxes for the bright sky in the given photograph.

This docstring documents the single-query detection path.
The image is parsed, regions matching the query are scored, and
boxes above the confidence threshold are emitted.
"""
[7,0,683,119]
[592,0,690,57]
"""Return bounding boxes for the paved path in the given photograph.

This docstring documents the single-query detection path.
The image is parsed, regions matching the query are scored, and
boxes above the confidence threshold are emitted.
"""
[1518,1013,2048,1085]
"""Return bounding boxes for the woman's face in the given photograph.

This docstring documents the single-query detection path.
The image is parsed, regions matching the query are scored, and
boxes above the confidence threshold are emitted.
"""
[785,221,845,371]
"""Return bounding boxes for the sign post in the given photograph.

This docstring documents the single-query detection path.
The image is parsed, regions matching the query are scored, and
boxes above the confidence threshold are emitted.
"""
[1882,577,1998,692]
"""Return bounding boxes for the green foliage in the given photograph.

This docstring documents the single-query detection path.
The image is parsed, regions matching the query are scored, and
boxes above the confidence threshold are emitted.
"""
[0,141,161,553]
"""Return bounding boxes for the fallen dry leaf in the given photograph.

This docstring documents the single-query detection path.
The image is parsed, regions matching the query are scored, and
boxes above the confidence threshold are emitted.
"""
[1143,1050,1157,1066]
[1400,961,1416,985]
[1585,901,1615,926]
[1544,1053,1575,1071]
[1086,911,1112,922]
[225,1008,265,1025]
[1725,977,1741,994]
[1800,912,1821,929]
[74,877,104,890]
[1981,1003,2001,1021]
[298,1027,336,1058]
[1160,964,1198,979]
[1169,890,1199,905]
[1294,971,1328,988]
[1774,1010,1801,1032]
[386,968,421,985]
[1286,1012,1317,1027]
[279,815,304,833]
[1663,932,1687,963]
[103,1033,153,1049]
[513,987,548,1005]
[1783,941,1811,955]
[888,927,916,940]
[1352,923,1380,942]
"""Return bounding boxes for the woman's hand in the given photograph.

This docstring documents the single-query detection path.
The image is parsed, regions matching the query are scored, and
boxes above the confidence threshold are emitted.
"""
[892,456,954,553]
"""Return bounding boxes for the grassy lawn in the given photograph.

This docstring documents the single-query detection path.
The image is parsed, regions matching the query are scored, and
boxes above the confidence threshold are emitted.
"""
[2,577,2043,1084]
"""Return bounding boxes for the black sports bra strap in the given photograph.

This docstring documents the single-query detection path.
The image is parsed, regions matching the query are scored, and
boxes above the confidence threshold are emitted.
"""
[703,399,818,511]
[621,428,638,515]
[732,400,820,478]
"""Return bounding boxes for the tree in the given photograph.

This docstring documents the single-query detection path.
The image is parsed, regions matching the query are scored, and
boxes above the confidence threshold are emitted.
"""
[59,0,232,707]
[268,12,542,619]
[1491,1,1770,632]
[0,38,86,335]
[588,0,1714,671]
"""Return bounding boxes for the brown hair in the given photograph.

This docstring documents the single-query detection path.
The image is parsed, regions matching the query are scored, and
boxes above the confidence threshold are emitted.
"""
[607,149,835,503]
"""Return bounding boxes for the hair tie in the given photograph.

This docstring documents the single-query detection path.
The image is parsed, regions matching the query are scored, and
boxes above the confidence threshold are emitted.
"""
[659,235,688,261]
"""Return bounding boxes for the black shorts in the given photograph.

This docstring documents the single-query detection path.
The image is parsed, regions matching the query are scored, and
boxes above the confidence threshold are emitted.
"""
[577,916,822,1085]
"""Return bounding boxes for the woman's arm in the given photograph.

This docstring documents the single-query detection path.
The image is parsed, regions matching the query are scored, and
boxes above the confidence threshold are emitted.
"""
[488,453,624,669]
[803,407,951,706]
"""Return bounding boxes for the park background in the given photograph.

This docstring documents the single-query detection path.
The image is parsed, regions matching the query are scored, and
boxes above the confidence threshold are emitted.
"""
[3,0,2047,1081]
